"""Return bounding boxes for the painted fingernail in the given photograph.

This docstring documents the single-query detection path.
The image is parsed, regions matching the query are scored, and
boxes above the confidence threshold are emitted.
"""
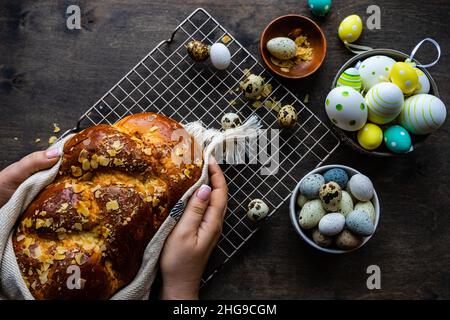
[197,184,211,201]
[45,148,61,159]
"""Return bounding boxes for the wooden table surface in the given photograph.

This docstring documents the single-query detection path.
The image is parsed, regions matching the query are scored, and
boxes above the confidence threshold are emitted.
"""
[1,0,449,299]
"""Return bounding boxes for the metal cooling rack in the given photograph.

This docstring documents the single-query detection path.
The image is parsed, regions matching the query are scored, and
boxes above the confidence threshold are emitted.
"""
[67,8,340,285]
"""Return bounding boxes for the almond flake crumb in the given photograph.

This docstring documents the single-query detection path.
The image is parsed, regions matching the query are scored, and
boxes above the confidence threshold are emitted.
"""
[303,94,310,103]
[48,136,57,145]
[35,138,41,143]
[106,200,119,211]
[53,123,61,133]
[222,35,232,44]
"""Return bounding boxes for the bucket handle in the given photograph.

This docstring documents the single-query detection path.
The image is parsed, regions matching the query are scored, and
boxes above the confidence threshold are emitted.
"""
[408,38,441,68]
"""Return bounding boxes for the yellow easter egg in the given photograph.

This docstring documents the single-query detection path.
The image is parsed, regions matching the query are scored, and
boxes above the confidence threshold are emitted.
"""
[357,123,383,150]
[389,62,419,95]
[338,15,363,43]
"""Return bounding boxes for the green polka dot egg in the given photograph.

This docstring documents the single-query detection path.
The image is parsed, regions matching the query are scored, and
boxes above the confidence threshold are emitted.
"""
[325,86,367,131]
[359,55,396,90]
[365,82,404,125]
[336,67,361,92]
[399,94,447,135]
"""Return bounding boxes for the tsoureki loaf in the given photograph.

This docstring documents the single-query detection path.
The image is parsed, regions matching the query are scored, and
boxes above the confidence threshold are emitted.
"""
[12,113,203,299]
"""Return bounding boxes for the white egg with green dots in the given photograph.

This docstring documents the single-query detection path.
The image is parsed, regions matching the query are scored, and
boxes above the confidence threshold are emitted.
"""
[365,82,404,124]
[325,86,367,131]
[359,55,396,91]
[399,94,447,135]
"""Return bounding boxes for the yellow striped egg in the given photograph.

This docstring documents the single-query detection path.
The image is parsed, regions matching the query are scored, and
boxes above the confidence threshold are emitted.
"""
[336,67,361,92]
[399,94,447,135]
[359,55,396,90]
[389,62,419,95]
[413,68,430,94]
[338,15,362,43]
[365,82,404,124]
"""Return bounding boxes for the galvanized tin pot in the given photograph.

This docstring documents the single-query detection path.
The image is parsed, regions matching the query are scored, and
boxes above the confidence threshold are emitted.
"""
[330,49,440,157]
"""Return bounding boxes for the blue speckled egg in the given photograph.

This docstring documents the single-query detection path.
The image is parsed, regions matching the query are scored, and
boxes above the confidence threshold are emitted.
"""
[307,0,332,16]
[323,168,349,189]
[346,210,375,236]
[300,174,325,199]
[384,125,412,153]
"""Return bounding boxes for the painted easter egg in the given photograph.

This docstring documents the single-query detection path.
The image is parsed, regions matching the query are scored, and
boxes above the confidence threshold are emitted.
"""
[365,82,404,124]
[357,123,383,150]
[338,15,362,43]
[308,0,332,17]
[359,55,396,90]
[390,62,419,95]
[325,86,367,131]
[413,68,430,94]
[384,125,412,153]
[336,67,362,92]
[399,94,447,135]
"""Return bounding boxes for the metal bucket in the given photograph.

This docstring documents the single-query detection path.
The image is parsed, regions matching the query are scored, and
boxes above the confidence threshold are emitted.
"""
[330,49,440,157]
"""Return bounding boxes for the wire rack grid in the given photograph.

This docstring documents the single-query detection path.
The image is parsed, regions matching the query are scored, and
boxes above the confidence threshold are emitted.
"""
[69,8,340,284]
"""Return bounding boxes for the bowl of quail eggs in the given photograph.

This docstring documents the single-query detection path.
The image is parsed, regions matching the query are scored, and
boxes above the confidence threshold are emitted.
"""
[290,165,380,253]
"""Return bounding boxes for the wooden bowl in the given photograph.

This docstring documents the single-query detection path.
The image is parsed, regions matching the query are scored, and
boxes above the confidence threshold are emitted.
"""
[330,49,440,157]
[260,14,327,79]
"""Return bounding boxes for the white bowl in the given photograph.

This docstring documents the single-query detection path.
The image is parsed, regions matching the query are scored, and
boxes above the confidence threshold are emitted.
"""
[289,164,380,254]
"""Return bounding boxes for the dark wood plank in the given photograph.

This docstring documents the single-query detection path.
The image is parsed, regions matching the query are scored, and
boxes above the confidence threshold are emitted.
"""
[1,0,449,299]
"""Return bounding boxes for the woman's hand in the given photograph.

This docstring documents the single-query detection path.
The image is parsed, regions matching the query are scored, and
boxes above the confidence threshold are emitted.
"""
[0,149,61,208]
[160,156,228,300]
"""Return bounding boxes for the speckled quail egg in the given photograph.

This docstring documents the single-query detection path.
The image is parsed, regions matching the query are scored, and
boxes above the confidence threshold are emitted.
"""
[300,174,325,199]
[296,194,308,208]
[339,191,354,217]
[277,105,298,128]
[335,229,362,250]
[348,173,374,201]
[240,74,265,100]
[354,201,376,223]
[319,182,342,211]
[312,228,333,248]
[221,112,242,130]
[186,40,210,62]
[299,199,326,229]
[266,37,297,60]
[247,199,269,222]
[318,212,345,236]
[346,210,374,236]
[323,168,348,189]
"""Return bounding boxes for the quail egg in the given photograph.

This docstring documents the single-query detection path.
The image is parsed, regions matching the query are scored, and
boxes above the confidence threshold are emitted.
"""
[299,174,325,199]
[186,40,210,62]
[312,228,333,248]
[319,181,342,211]
[277,105,298,128]
[221,112,242,130]
[247,199,269,222]
[240,74,265,100]
[335,229,362,250]
[210,43,231,70]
